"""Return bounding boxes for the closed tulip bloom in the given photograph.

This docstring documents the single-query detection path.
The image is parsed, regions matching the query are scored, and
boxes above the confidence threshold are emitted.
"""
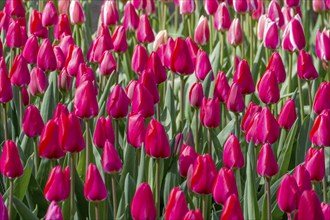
[0,140,24,178]
[101,1,119,26]
[298,190,325,220]
[112,25,128,53]
[189,82,204,108]
[298,50,319,81]
[0,58,13,103]
[200,97,220,128]
[5,0,25,18]
[126,80,138,101]
[228,18,243,46]
[316,29,330,62]
[185,37,199,66]
[29,10,48,38]
[69,0,85,24]
[44,166,70,202]
[106,85,130,119]
[0,194,8,220]
[313,83,330,115]
[293,165,312,193]
[214,2,231,32]
[233,0,248,13]
[58,35,74,58]
[131,183,156,220]
[65,45,84,77]
[223,134,244,169]
[5,20,23,48]
[163,37,175,69]
[282,14,305,52]
[241,102,262,131]
[257,143,278,177]
[195,49,213,81]
[127,113,146,149]
[93,116,115,148]
[245,112,261,143]
[233,59,255,94]
[58,0,70,14]
[132,0,146,10]
[131,83,154,118]
[145,0,156,15]
[220,194,244,220]
[54,14,72,40]
[194,16,210,46]
[99,51,116,76]
[21,87,30,106]
[165,187,189,220]
[226,82,245,113]
[74,80,98,119]
[29,67,48,97]
[84,164,107,201]
[10,54,30,87]
[184,209,203,220]
[204,0,218,15]
[53,46,65,71]
[153,30,168,51]
[257,15,267,41]
[87,33,114,64]
[102,140,122,174]
[266,52,286,83]
[136,14,154,43]
[285,0,300,7]
[76,64,97,91]
[131,44,148,75]
[146,52,167,84]
[263,20,280,49]
[257,69,280,104]
[52,103,69,119]
[42,1,58,27]
[267,0,284,27]
[22,35,38,64]
[179,0,196,14]
[37,39,57,72]
[123,1,139,31]
[214,71,230,102]
[179,144,198,177]
[255,107,280,144]
[187,154,217,194]
[145,118,171,158]
[58,69,72,92]
[313,0,326,12]
[170,37,194,75]
[277,174,300,213]
[304,148,325,181]
[321,203,330,220]
[310,109,330,146]
[213,168,239,205]
[22,105,44,138]
[45,201,63,220]
[278,98,297,130]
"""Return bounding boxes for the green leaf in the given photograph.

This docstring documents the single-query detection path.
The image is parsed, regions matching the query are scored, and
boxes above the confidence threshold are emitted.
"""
[14,154,33,200]
[13,197,39,220]
[296,115,313,164]
[26,175,48,218]
[74,165,89,220]
[40,81,55,122]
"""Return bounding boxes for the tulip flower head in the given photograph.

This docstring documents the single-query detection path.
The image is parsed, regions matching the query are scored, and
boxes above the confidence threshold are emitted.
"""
[0,140,24,178]
[45,201,63,220]
[165,187,189,220]
[44,166,70,202]
[223,133,244,169]
[213,167,239,205]
[84,164,108,201]
[131,183,157,220]
[310,109,330,146]
[257,143,279,177]
[304,147,325,182]
[22,105,44,138]
[277,174,300,213]
[194,16,210,46]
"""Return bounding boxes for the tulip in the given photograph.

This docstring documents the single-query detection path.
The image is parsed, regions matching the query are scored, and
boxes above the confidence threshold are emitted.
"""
[106,85,130,119]
[53,103,69,119]
[278,98,297,130]
[132,0,146,10]
[277,174,300,213]
[0,58,13,103]
[44,166,70,202]
[10,54,30,87]
[257,15,267,41]
[304,148,325,182]
[183,209,203,220]
[0,140,24,178]
[174,133,184,156]
[195,49,213,81]
[321,203,330,220]
[0,194,8,220]
[267,0,284,27]
[99,51,116,76]
[69,0,85,24]
[220,194,244,220]
[298,190,325,220]
[257,143,278,177]
[226,82,245,113]
[153,30,168,51]
[213,168,239,205]
[131,44,148,75]
[29,67,48,97]
[123,1,139,31]
[282,14,305,52]
[54,46,65,71]
[5,20,23,48]
[54,14,72,40]
[84,164,108,201]
[39,120,65,159]
[42,1,58,27]
[58,69,72,92]
[170,37,194,75]
[58,35,74,58]
[263,20,280,49]
[127,113,146,149]
[313,83,330,115]
[101,0,119,26]
[145,0,156,15]
[37,39,57,72]
[163,37,175,69]
[112,25,128,53]
[214,71,230,103]
[257,69,280,104]
[223,133,244,169]
[87,31,114,63]
[131,183,157,220]
[266,52,286,83]
[200,97,220,128]
[65,45,85,77]
[233,59,255,94]
[22,87,30,106]
[45,201,63,220]
[58,0,70,14]
[76,64,97,91]
[189,82,204,108]
[5,0,25,18]
[310,109,330,146]
[131,82,154,118]
[285,0,301,7]
[233,0,248,13]
[293,165,312,193]
[313,0,326,12]
[194,16,210,46]
[102,140,122,174]
[136,14,155,43]
[187,154,217,194]
[165,187,189,220]
[256,107,280,144]
[228,18,243,46]
[93,116,115,148]
[126,80,138,101]
[185,37,199,66]
[22,35,38,64]
[214,2,231,32]
[316,29,330,62]
[297,50,318,80]
[241,102,262,132]
[22,105,44,138]
[179,0,196,14]
[245,112,261,143]
[74,80,99,119]
[179,144,198,177]
[29,10,48,38]
[146,52,167,84]
[145,118,171,158]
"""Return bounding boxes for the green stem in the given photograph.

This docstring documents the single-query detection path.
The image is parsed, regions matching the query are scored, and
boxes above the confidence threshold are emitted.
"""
[70,154,75,220]
[235,113,240,138]
[115,120,119,152]
[34,138,39,176]
[180,76,184,131]
[187,15,192,37]
[19,88,24,127]
[288,53,293,94]
[95,202,100,220]
[162,2,166,30]
[156,103,160,122]
[85,120,90,168]
[233,46,237,68]
[323,176,328,203]
[209,16,214,54]
[2,103,8,140]
[155,159,160,218]
[208,129,212,156]
[235,169,242,198]
[297,77,304,123]
[174,6,178,31]
[116,54,120,85]
[112,175,117,219]
[220,32,225,69]
[250,14,254,67]
[307,81,313,115]
[265,177,272,220]
[195,109,199,153]
[202,195,208,220]
[8,178,14,220]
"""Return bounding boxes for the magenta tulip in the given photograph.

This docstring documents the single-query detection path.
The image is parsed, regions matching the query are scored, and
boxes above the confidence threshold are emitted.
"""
[84,164,108,201]
[44,166,70,202]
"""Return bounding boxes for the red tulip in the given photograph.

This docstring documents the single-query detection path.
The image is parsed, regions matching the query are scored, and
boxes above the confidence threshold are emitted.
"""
[233,59,255,94]
[22,35,39,64]
[44,166,70,202]
[310,109,330,146]
[131,82,154,118]
[200,97,220,128]
[93,116,115,148]
[170,37,194,75]
[102,140,122,174]
[257,143,278,177]
[183,209,203,220]
[69,0,85,24]
[139,69,160,104]
[101,0,119,26]
[29,10,48,38]
[214,71,230,103]
[126,80,138,102]
[297,190,325,220]
[65,45,85,77]
[189,82,204,108]
[10,54,30,87]
[131,183,156,220]
[179,144,198,177]
[282,14,305,52]
[45,201,63,220]
[74,80,99,119]
[297,50,318,80]
[22,105,44,138]
[136,14,155,43]
[106,85,130,118]
[165,187,189,220]
[256,107,280,144]
[146,52,167,84]
[304,148,325,182]
[0,140,24,178]
[29,67,49,97]
[84,164,108,201]
[313,83,330,115]
[123,1,139,31]
[42,1,58,27]
[127,113,146,149]
[241,102,262,132]
[52,103,69,119]
[278,98,297,130]
[54,14,72,40]
[112,25,128,53]
[266,52,286,83]
[0,58,13,103]
[277,174,300,213]
[220,194,244,220]
[194,16,210,46]
[226,82,245,113]
[257,69,280,104]
[293,165,312,193]
[214,2,231,32]
[58,35,74,58]
[321,203,330,220]
[5,0,25,18]
[213,168,239,205]
[185,37,199,66]
[223,133,244,169]
[131,44,148,75]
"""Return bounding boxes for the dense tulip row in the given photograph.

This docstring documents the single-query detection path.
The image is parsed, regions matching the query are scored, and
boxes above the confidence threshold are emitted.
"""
[0,0,329,220]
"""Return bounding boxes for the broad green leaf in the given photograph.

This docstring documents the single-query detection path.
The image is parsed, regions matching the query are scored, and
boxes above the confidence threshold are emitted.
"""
[13,197,39,220]
[26,175,48,218]
[296,115,313,164]
[14,154,33,200]
[40,82,55,122]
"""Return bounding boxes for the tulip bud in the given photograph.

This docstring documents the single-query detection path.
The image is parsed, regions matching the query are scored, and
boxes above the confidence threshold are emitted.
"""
[102,140,122,174]
[37,39,57,72]
[10,54,30,87]
[84,164,108,201]
[268,0,284,27]
[146,52,167,84]
[112,25,128,53]
[228,18,243,46]
[175,133,185,156]
[233,59,255,94]
[223,133,244,169]
[5,0,25,18]
[257,69,280,104]
[213,168,239,205]
[42,1,58,27]
[54,46,65,71]
[200,97,220,128]
[153,30,168,51]
[136,14,155,44]
[127,113,146,149]
[131,83,154,118]
[179,0,196,14]
[132,0,146,10]
[58,69,72,92]
[29,67,48,97]
[184,209,203,220]
[76,63,97,89]
[313,83,330,115]
[257,143,278,177]
[29,10,48,38]
[285,0,301,7]
[5,20,23,48]
[263,20,280,49]
[298,190,325,220]
[170,37,194,75]
[87,35,114,64]
[241,102,262,132]
[58,0,70,14]
[69,0,86,24]
[93,116,115,148]
[187,154,217,194]
[131,183,157,220]
[304,148,325,182]
[164,37,175,69]
[165,187,189,220]
[0,194,8,220]
[101,1,119,26]
[214,71,230,103]
[194,16,210,46]
[220,194,244,220]
[195,49,213,81]
[310,109,330,146]
[214,2,231,32]
[0,140,24,178]
[74,80,98,119]
[53,103,69,119]
[316,29,330,62]
[65,45,84,77]
[126,80,138,101]
[22,35,38,64]
[245,112,261,143]
[22,87,30,106]
[256,107,280,144]
[54,14,72,40]
[189,82,204,108]
[293,165,312,193]
[106,85,130,119]
[131,44,148,75]
[226,82,245,113]
[45,201,63,220]
[313,0,326,12]
[179,144,198,177]
[44,166,70,202]
[58,35,74,58]
[282,15,305,52]
[22,105,44,138]
[277,174,300,213]
[145,0,156,15]
[266,52,286,83]
[233,0,248,13]
[297,50,318,80]
[145,118,171,158]
[138,70,160,104]
[99,51,116,76]
[185,37,199,66]
[257,15,267,41]
[123,1,139,31]
[321,203,330,220]
[0,58,13,104]
[277,98,297,130]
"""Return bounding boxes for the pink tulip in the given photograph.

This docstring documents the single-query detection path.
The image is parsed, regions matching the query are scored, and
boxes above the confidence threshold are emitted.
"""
[220,194,244,220]
[228,18,243,46]
[112,25,128,53]
[22,105,44,138]
[194,16,210,45]
[44,166,70,202]
[29,67,48,97]
[165,187,189,220]
[213,168,239,205]
[266,52,286,83]
[153,30,168,51]
[58,69,72,92]
[226,82,245,113]
[42,1,58,27]
[65,45,84,77]
[106,85,130,119]
[257,69,280,104]
[54,14,72,40]
[5,0,25,18]
[241,102,262,132]
[189,82,204,108]
[263,19,280,49]
[282,14,305,52]
[136,14,155,43]
[304,148,325,182]
[101,0,119,26]
[0,140,24,178]
[29,10,48,38]
[204,0,218,15]
[146,52,167,84]
[171,37,195,75]
[313,0,326,12]
[200,97,220,128]
[214,71,230,103]
[5,20,23,48]
[69,0,86,24]
[127,113,146,149]
[22,35,39,64]
[0,194,8,220]
[277,174,300,213]
[183,209,203,220]
[10,54,30,87]
[54,46,65,71]
[297,50,318,80]
[131,44,148,75]
[257,15,267,41]
[74,80,99,119]
[321,203,330,220]
[45,201,63,220]
[214,2,231,32]
[185,37,199,66]
[131,82,154,118]
[310,109,330,146]
[278,98,297,130]
[233,0,248,13]
[58,35,74,58]
[102,140,122,174]
[131,183,156,220]
[84,164,108,201]
[93,116,115,148]
[99,51,117,76]
[316,29,330,62]
[0,58,13,103]
[179,144,198,177]
[293,165,312,193]
[313,83,330,115]
[297,190,325,220]
[255,107,280,144]
[233,59,255,94]
[123,1,139,31]
[195,49,213,81]
[223,133,244,169]
[179,0,196,14]
[268,0,284,27]
[257,143,279,177]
